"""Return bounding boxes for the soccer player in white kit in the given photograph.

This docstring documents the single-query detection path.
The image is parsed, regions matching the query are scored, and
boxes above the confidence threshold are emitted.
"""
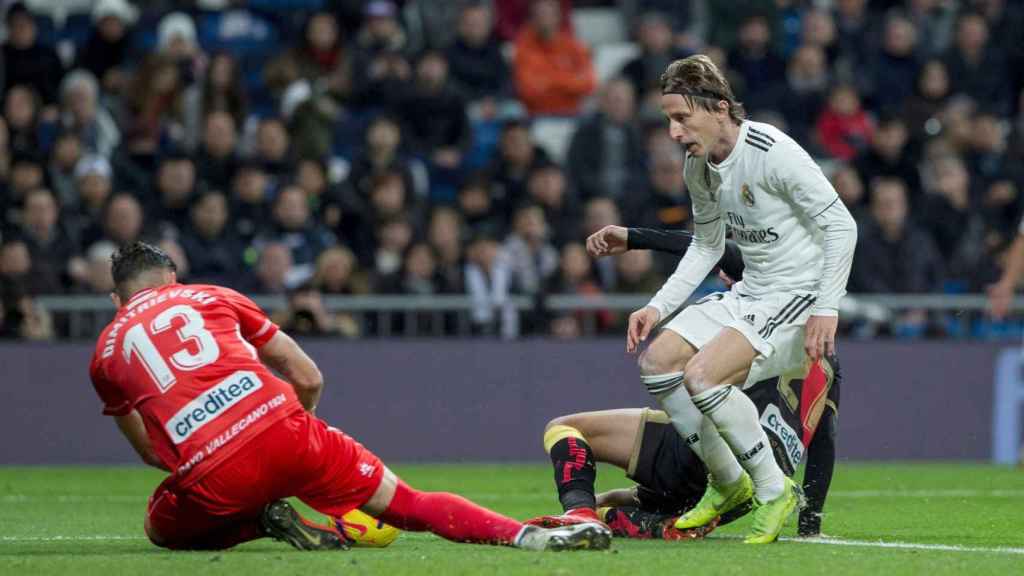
[619,55,857,543]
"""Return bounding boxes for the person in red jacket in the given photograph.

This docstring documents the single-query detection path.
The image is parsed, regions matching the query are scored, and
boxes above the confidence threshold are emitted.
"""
[513,0,596,115]
[815,83,874,161]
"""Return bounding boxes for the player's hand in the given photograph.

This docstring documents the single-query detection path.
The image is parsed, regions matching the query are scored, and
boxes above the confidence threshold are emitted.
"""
[586,225,629,258]
[627,306,661,353]
[986,281,1014,320]
[804,315,838,362]
[718,270,736,289]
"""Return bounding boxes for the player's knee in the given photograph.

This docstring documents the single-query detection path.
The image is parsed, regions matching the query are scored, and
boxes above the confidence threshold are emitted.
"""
[682,355,715,393]
[545,414,580,433]
[144,516,170,549]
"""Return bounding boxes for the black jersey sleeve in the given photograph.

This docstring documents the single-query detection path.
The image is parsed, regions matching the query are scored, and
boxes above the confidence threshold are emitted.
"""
[626,227,745,281]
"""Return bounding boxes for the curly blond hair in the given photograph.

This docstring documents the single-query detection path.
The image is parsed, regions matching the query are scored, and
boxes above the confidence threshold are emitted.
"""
[660,55,745,124]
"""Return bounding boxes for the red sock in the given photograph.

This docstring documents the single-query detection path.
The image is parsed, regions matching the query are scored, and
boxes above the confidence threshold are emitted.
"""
[379,481,524,545]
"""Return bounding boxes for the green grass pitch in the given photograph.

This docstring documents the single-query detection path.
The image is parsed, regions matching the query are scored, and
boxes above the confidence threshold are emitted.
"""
[2,463,1022,575]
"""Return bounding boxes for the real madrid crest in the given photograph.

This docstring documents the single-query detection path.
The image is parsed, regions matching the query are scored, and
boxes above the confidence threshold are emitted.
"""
[741,183,755,207]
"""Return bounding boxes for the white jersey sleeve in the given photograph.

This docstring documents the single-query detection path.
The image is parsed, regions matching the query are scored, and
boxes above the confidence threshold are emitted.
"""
[646,183,725,321]
[766,139,857,316]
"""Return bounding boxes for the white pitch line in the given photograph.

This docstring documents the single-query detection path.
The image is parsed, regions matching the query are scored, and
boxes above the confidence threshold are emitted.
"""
[1,535,145,542]
[782,536,1024,556]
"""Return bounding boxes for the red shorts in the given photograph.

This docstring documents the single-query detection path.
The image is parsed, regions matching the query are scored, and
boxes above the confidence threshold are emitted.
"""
[147,410,384,549]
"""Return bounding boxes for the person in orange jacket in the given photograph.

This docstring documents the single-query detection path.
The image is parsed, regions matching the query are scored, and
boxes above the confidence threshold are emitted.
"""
[513,0,596,115]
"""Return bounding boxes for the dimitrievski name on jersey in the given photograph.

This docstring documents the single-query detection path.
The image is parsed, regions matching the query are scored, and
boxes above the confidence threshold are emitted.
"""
[647,120,857,322]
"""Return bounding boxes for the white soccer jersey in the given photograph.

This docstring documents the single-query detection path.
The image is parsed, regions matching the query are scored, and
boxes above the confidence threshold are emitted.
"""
[647,120,857,321]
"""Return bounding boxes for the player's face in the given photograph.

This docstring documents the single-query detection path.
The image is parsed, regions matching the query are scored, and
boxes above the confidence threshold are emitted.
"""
[660,93,721,157]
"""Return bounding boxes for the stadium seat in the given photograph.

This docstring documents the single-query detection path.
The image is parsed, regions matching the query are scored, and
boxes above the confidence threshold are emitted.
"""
[570,8,627,48]
[529,117,578,165]
[593,42,639,83]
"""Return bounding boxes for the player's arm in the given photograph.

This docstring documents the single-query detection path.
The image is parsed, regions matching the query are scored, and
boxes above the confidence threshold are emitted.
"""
[645,196,726,320]
[988,221,1024,319]
[768,139,857,360]
[114,411,169,471]
[627,228,745,281]
[226,288,325,413]
[257,331,324,413]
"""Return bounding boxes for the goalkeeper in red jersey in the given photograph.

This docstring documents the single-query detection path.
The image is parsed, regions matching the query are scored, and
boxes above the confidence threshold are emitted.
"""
[90,241,611,552]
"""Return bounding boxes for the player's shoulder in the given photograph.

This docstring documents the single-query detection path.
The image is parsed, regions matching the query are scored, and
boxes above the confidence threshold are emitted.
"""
[740,121,791,154]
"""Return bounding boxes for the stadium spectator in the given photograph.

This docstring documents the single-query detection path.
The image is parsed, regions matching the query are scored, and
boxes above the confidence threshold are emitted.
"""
[95,193,145,248]
[345,115,425,203]
[815,83,873,161]
[276,283,345,336]
[372,215,414,280]
[79,240,117,294]
[763,44,829,149]
[457,176,506,239]
[256,185,336,284]
[942,11,1013,116]
[313,245,364,295]
[850,177,944,294]
[124,55,185,155]
[900,59,951,146]
[351,2,411,110]
[801,8,840,68]
[488,119,551,211]
[378,241,444,296]
[865,12,922,115]
[446,2,509,101]
[77,0,138,95]
[16,188,80,294]
[403,0,464,53]
[183,53,247,153]
[252,117,293,177]
[581,197,621,290]
[179,190,243,285]
[399,51,472,172]
[296,11,353,88]
[230,162,271,244]
[905,0,957,57]
[620,12,690,101]
[620,140,690,278]
[544,242,608,337]
[151,154,197,234]
[728,15,785,110]
[854,115,920,205]
[526,162,578,247]
[831,162,867,222]
[427,206,466,294]
[1,2,64,108]
[296,158,331,214]
[503,204,558,297]
[918,155,991,290]
[0,279,52,340]
[495,0,572,42]
[245,242,295,294]
[66,155,113,243]
[196,111,240,190]
[156,12,202,89]
[566,78,645,202]
[966,110,1019,191]
[464,232,511,336]
[48,132,85,208]
[513,0,596,115]
[832,0,877,70]
[5,85,43,156]
[59,70,120,160]
[614,248,662,294]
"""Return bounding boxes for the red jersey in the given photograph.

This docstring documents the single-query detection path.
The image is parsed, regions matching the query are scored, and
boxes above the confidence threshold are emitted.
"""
[89,284,303,485]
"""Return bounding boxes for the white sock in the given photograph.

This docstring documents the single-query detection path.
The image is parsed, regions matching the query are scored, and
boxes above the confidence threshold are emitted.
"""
[642,373,742,486]
[693,384,785,501]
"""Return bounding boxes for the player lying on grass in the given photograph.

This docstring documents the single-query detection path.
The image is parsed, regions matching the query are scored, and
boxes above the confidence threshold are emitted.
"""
[623,55,856,543]
[529,226,839,540]
[89,241,611,552]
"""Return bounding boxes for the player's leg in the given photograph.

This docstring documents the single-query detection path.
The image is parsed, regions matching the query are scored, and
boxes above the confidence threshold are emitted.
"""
[535,408,646,523]
[638,328,745,493]
[295,413,611,550]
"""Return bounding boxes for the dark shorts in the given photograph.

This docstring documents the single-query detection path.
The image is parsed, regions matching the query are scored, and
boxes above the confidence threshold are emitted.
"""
[625,408,708,516]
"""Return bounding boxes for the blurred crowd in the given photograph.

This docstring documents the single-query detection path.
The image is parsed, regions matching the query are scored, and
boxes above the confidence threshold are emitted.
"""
[0,0,1022,340]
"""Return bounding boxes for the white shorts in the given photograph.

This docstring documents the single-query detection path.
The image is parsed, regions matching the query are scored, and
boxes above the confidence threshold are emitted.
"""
[662,290,816,389]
